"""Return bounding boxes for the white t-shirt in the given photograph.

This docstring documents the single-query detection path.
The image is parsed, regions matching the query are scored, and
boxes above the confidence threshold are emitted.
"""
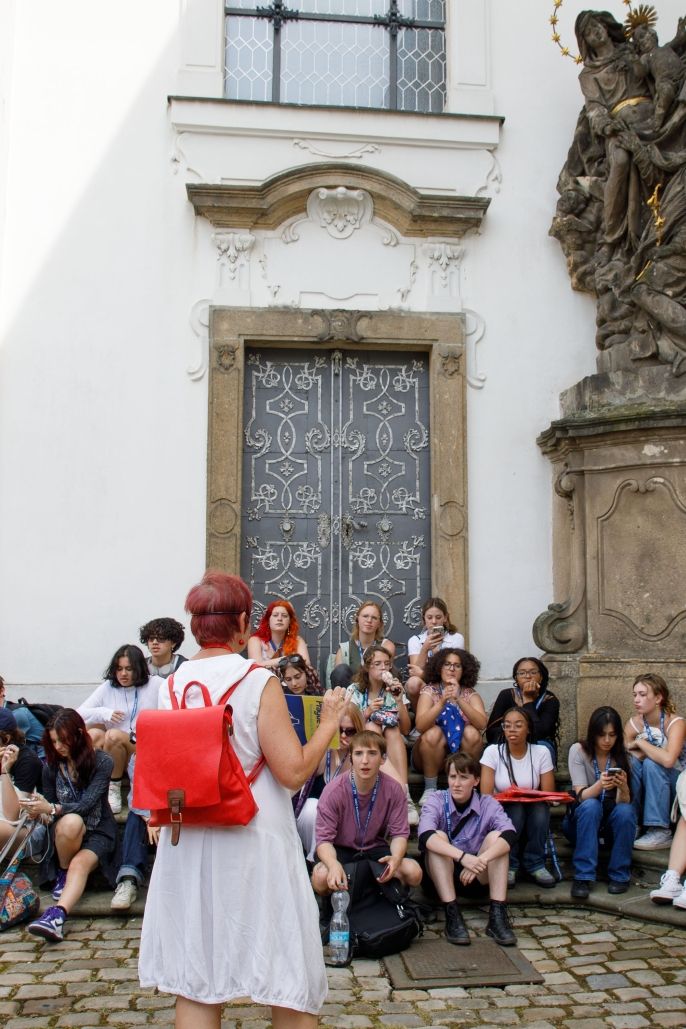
[480,743,553,793]
[407,629,465,658]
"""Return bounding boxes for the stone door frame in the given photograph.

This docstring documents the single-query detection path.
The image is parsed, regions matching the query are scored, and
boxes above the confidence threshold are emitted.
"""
[207,306,469,641]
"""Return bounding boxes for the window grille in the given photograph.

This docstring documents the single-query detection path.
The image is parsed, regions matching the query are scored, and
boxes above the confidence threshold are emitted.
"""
[224,1,446,113]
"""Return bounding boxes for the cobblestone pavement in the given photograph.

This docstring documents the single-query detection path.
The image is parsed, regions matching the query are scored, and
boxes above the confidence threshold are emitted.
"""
[1,905,685,1028]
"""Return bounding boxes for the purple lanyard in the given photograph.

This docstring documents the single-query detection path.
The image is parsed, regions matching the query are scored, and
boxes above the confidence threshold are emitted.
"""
[351,774,380,849]
[442,790,460,842]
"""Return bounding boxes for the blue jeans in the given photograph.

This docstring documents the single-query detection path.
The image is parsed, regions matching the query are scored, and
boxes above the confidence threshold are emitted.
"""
[117,812,149,885]
[13,707,46,758]
[629,755,677,829]
[563,799,636,883]
[504,801,550,874]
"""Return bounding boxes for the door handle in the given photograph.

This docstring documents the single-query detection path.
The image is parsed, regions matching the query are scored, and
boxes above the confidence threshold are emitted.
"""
[342,515,367,549]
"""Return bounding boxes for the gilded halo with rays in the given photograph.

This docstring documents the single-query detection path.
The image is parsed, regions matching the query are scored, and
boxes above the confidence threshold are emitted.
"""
[549,0,658,63]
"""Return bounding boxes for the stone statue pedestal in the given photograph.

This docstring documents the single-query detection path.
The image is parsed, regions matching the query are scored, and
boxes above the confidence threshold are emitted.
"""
[534,368,686,763]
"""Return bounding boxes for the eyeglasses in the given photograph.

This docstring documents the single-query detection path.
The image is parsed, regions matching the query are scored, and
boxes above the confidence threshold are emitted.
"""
[503,722,526,731]
[278,655,306,670]
[339,727,356,737]
[443,662,462,671]
[515,670,540,678]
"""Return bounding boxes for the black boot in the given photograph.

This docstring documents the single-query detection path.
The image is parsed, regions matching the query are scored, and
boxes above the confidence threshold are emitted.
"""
[444,900,470,945]
[486,901,516,947]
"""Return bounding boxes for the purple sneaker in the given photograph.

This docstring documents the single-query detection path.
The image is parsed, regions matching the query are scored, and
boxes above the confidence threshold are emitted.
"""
[52,868,68,901]
[27,906,66,942]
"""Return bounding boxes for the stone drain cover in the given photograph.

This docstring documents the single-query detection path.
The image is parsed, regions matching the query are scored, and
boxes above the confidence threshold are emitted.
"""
[383,937,544,989]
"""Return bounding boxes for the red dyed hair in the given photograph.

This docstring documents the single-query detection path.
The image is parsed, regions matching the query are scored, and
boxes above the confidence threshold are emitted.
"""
[185,570,252,647]
[252,599,300,655]
[43,709,96,788]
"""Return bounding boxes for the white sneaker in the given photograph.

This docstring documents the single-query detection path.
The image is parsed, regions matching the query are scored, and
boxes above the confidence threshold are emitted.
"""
[673,885,686,911]
[111,878,138,911]
[633,828,673,850]
[650,870,683,904]
[418,787,437,807]
[108,780,122,815]
[407,798,419,827]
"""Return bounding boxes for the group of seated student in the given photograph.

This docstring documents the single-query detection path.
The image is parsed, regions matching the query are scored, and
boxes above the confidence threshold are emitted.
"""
[0,616,186,940]
[310,730,517,946]
[5,590,686,947]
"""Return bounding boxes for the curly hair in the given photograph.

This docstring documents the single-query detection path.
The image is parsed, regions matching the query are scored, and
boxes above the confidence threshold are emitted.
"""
[426,647,480,692]
[139,617,185,652]
[251,599,301,655]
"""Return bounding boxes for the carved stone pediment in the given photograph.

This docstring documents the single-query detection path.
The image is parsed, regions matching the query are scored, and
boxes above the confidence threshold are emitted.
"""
[187,162,489,239]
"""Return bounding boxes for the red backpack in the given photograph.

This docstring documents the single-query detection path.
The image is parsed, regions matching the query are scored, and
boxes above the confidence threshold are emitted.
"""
[133,669,265,845]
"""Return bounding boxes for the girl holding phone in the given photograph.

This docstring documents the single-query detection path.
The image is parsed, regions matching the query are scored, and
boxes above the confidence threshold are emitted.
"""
[564,706,635,899]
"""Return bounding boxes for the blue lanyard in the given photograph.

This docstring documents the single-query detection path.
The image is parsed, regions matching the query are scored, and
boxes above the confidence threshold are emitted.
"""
[442,791,459,841]
[350,774,380,849]
[515,687,546,711]
[356,640,365,663]
[60,765,81,802]
[126,687,139,727]
[592,754,611,802]
[643,711,665,744]
[325,750,347,783]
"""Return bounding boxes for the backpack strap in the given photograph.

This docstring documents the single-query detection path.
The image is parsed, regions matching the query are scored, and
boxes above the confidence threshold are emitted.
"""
[166,663,267,783]
[168,675,212,710]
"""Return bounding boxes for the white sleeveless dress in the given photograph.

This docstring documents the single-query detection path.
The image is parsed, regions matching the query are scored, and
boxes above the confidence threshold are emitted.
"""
[138,654,328,1013]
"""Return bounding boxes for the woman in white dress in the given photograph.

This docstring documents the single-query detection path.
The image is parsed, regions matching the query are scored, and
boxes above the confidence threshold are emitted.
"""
[138,570,347,1029]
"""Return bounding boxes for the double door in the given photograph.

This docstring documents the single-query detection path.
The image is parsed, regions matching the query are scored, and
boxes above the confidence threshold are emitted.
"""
[241,347,432,676]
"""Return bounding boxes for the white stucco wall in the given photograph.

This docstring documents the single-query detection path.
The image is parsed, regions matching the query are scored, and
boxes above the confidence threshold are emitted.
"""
[1,1,679,696]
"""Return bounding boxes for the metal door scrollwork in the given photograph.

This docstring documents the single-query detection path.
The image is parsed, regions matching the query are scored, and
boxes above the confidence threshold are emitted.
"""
[241,348,431,675]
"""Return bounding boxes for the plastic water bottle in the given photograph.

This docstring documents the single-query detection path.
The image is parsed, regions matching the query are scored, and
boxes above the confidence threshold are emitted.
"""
[324,890,350,966]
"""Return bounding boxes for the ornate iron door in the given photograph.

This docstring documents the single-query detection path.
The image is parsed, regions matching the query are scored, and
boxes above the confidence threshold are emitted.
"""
[241,347,431,676]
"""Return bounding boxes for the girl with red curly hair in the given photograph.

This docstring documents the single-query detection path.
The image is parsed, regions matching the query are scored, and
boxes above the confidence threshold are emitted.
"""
[247,599,311,671]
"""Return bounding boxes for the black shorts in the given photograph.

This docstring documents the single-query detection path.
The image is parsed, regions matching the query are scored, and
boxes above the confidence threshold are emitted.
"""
[334,844,391,865]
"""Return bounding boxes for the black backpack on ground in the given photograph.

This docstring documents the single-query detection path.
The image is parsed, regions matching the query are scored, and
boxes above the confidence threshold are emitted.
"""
[7,699,63,726]
[341,857,423,960]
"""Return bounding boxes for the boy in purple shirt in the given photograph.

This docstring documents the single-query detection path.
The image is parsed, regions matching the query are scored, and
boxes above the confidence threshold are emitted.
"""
[418,752,517,946]
[312,731,422,895]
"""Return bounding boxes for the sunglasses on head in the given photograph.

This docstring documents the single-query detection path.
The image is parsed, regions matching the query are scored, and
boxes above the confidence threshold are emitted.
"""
[277,655,306,670]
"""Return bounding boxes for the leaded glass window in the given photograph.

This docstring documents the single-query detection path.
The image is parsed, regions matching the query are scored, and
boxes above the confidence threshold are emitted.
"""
[224,1,446,112]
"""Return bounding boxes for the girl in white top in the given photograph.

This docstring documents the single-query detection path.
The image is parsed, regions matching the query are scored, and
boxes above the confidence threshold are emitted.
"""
[625,672,686,851]
[480,707,556,887]
[78,645,162,815]
[405,597,465,709]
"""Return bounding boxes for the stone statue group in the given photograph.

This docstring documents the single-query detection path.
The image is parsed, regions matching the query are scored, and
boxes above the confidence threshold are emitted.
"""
[551,9,686,375]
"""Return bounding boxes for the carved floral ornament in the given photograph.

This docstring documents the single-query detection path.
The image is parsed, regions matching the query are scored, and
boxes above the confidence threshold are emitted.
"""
[213,232,255,280]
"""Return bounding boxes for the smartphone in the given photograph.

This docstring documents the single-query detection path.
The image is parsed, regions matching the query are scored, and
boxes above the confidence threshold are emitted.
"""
[430,626,445,637]
[606,767,622,775]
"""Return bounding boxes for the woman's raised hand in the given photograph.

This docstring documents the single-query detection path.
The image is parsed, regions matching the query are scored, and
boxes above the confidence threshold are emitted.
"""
[320,686,348,726]
[0,743,19,773]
